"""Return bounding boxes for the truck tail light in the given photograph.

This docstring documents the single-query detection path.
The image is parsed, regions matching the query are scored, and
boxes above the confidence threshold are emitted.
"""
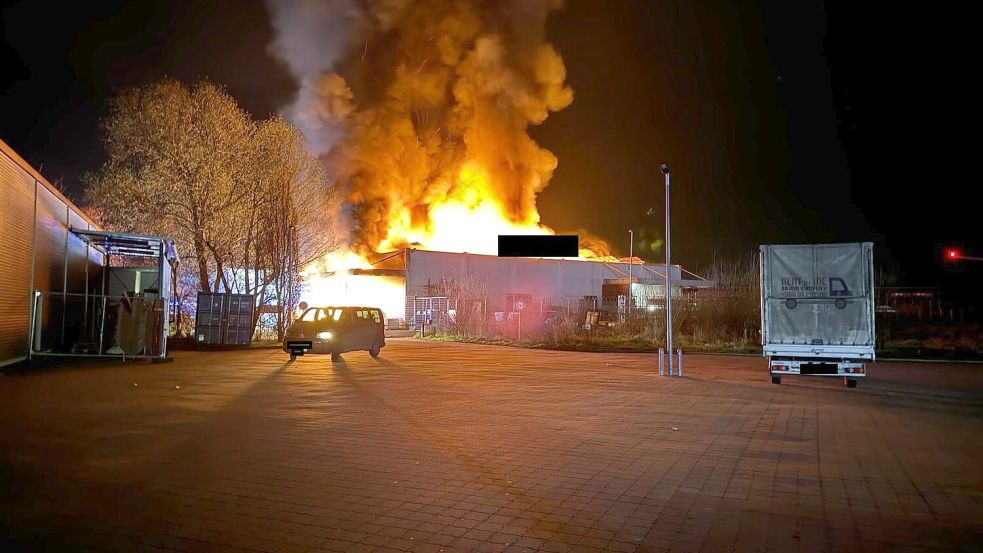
[773,364,788,372]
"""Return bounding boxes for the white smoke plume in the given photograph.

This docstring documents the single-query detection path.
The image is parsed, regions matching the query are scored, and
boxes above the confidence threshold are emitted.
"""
[265,0,364,155]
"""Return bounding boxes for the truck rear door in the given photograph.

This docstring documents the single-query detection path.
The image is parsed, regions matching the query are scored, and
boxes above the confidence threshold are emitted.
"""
[762,243,874,350]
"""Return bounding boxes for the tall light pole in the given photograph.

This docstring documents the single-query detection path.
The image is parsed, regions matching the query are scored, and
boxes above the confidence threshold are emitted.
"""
[627,229,633,323]
[661,163,673,374]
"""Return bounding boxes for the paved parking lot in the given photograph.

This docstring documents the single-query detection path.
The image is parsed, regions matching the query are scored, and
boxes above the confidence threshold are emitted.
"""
[2,339,982,552]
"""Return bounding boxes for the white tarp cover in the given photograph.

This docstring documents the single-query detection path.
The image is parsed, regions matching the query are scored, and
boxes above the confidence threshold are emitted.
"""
[760,243,874,346]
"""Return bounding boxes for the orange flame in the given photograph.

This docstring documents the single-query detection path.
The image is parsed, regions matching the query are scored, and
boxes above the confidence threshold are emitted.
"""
[377,163,545,255]
[292,0,623,312]
[301,251,406,321]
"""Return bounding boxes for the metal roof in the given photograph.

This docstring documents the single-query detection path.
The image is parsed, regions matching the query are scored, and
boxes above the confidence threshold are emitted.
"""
[70,228,179,264]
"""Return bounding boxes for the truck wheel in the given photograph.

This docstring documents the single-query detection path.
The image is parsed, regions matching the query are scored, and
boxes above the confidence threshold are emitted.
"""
[771,376,781,384]
[331,351,341,362]
[369,343,381,358]
[845,378,858,388]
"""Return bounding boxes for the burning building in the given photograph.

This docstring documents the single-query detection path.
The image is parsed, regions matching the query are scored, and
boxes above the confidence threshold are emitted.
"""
[267,0,713,324]
[303,248,713,329]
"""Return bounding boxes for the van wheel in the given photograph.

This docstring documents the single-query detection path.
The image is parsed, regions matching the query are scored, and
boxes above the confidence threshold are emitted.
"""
[369,343,381,358]
[331,351,341,362]
[771,376,781,384]
[845,378,858,388]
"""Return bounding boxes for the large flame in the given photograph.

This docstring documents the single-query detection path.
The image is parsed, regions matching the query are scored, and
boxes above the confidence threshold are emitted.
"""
[376,162,591,256]
[301,162,611,318]
[301,250,406,320]
[268,0,619,315]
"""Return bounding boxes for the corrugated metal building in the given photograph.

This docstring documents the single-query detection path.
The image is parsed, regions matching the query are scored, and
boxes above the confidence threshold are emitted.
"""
[366,248,713,326]
[0,139,103,367]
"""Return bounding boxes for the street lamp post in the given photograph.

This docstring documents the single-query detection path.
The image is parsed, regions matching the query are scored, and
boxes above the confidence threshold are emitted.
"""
[628,229,633,324]
[661,163,673,375]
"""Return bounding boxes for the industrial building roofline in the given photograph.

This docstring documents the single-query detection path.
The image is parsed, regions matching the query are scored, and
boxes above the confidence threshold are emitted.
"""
[371,246,704,275]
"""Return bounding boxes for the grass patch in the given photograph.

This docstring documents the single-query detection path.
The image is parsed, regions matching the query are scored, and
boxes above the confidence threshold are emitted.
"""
[420,333,760,354]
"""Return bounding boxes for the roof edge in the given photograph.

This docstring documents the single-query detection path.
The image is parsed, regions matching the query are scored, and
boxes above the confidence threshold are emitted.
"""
[0,138,101,229]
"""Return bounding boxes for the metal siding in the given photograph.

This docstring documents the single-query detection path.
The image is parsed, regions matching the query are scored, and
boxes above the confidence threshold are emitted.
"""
[195,293,254,346]
[67,210,90,293]
[1,141,103,362]
[0,154,35,365]
[32,185,69,350]
[405,250,686,315]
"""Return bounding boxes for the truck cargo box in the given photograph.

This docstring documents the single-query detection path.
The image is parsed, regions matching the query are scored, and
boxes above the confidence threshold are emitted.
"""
[760,243,875,386]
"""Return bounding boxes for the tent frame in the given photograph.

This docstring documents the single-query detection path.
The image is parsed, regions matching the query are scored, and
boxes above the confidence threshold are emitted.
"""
[29,228,179,361]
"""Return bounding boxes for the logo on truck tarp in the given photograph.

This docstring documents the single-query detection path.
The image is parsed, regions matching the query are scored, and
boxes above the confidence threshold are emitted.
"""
[828,278,850,297]
[780,277,852,308]
[780,276,851,297]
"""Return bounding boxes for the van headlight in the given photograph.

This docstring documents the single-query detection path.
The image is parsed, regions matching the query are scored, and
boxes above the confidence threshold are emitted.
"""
[316,331,333,340]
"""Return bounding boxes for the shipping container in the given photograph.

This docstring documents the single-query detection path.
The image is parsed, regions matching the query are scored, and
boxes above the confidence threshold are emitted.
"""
[195,293,255,347]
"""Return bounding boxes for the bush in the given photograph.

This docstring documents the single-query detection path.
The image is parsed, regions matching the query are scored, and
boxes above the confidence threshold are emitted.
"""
[677,254,760,349]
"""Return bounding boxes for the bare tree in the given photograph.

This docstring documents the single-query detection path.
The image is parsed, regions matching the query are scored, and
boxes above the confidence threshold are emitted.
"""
[84,79,337,338]
[436,273,489,337]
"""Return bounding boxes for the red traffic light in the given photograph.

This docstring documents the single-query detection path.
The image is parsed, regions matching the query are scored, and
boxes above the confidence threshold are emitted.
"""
[945,248,961,260]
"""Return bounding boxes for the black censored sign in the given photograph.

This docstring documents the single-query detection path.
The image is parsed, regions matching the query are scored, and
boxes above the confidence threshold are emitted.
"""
[497,235,579,257]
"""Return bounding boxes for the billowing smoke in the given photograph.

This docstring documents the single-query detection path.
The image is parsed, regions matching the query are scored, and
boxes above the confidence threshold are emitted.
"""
[267,0,593,255]
[265,0,364,155]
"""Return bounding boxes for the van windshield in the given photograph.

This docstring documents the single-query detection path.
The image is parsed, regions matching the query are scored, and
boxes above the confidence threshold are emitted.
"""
[299,308,319,322]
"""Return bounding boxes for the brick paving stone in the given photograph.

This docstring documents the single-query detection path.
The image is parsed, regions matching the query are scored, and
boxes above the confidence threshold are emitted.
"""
[1,341,982,552]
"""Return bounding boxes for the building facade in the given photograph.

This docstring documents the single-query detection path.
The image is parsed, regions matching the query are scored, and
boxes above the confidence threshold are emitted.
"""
[365,248,713,328]
[0,139,103,366]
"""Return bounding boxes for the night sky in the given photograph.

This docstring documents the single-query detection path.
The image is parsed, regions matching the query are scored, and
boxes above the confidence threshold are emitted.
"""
[1,1,975,306]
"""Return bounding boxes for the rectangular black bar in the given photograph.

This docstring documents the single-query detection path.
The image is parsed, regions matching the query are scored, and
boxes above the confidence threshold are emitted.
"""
[801,363,838,375]
[286,341,313,354]
[498,235,579,257]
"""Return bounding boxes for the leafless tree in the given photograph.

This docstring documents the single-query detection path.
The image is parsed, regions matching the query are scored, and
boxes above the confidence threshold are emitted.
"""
[84,79,338,338]
[436,273,489,337]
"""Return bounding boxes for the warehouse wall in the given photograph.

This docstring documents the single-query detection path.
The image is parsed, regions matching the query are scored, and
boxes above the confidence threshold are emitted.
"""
[0,140,102,366]
[405,249,684,314]
[0,147,36,366]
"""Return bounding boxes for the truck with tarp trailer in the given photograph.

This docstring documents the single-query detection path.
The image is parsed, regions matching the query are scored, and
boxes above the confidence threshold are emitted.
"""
[759,242,875,387]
